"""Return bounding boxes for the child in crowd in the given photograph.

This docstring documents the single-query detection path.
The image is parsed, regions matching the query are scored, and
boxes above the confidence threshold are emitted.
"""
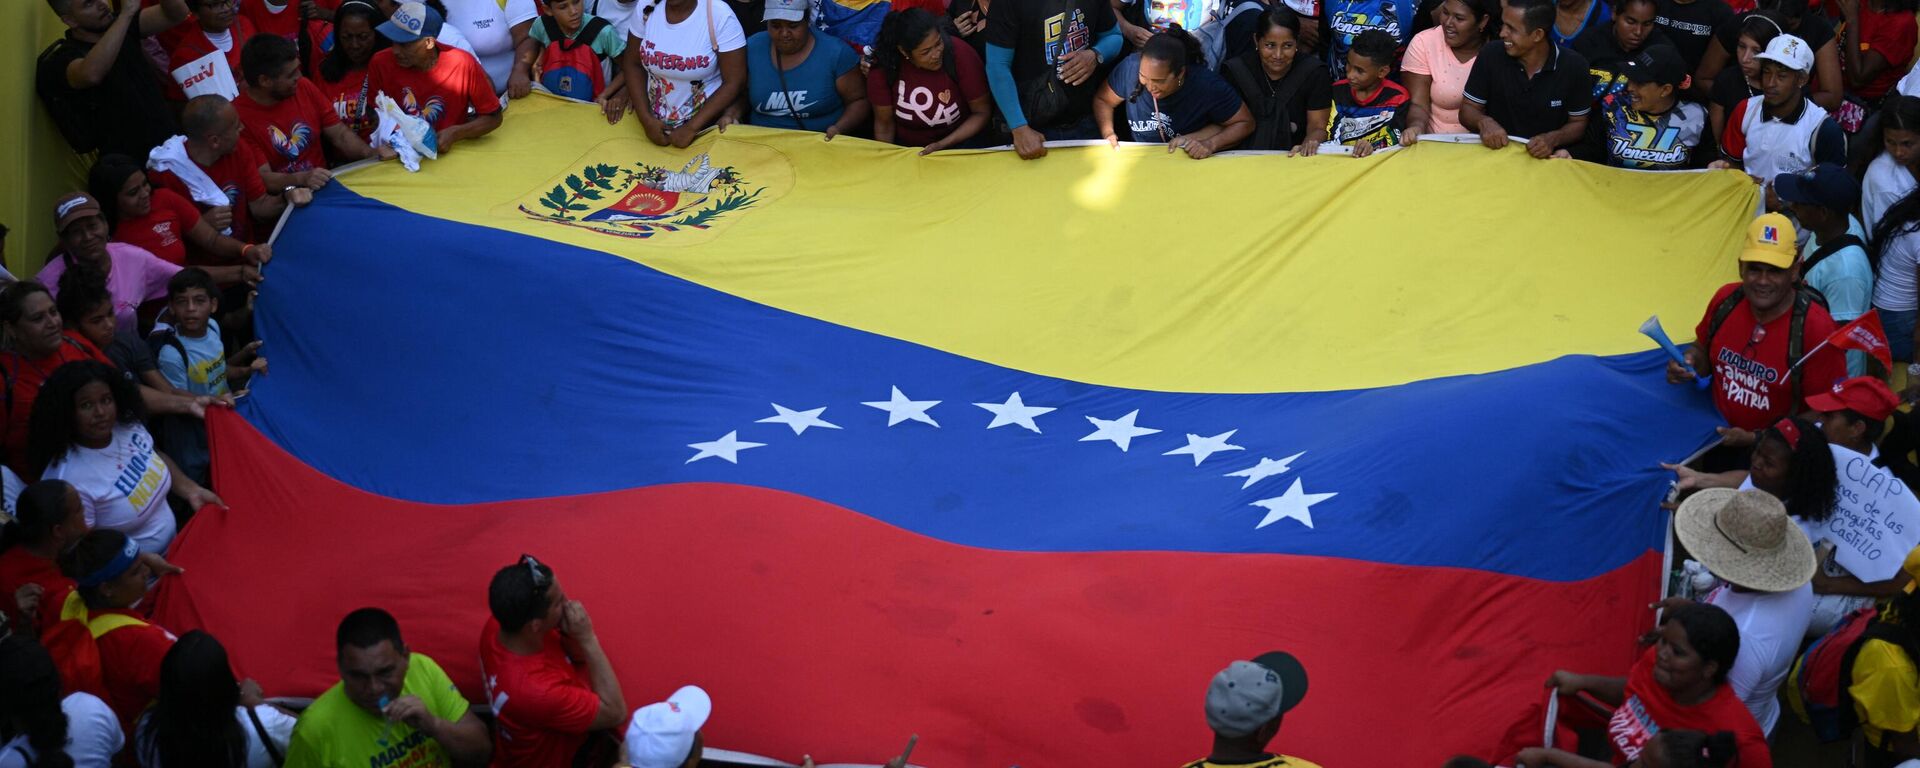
[1327,30,1409,157]
[153,269,264,399]
[151,269,263,486]
[524,0,628,102]
[56,269,179,398]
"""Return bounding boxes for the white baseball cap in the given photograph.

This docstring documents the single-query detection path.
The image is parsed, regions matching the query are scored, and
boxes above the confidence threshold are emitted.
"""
[1755,33,1813,73]
[624,686,712,768]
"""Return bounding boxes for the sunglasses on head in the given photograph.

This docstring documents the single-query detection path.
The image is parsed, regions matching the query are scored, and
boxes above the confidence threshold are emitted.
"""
[519,553,551,590]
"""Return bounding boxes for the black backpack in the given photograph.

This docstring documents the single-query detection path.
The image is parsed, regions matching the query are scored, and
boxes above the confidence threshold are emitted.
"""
[36,39,102,155]
[1703,283,1830,408]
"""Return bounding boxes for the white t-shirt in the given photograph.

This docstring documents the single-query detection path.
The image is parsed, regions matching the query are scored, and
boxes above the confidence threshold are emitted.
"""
[629,0,746,127]
[588,0,642,35]
[1705,582,1815,735]
[0,693,124,768]
[1865,151,1916,237]
[440,0,539,92]
[1875,229,1920,312]
[438,24,479,59]
[1,465,26,518]
[44,423,175,553]
[134,705,297,768]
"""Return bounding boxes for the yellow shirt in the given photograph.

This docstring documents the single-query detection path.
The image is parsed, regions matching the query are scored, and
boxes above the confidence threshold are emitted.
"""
[285,653,472,768]
[1851,638,1920,747]
[1180,755,1325,768]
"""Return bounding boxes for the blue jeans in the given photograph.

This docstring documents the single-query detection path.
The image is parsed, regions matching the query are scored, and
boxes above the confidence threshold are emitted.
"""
[1883,306,1918,362]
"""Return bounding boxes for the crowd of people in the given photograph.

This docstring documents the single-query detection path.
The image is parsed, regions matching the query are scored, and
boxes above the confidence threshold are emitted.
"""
[11,0,1920,763]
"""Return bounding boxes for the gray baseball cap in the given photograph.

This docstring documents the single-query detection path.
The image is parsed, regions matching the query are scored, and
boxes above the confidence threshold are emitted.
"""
[1204,651,1309,737]
[764,0,806,22]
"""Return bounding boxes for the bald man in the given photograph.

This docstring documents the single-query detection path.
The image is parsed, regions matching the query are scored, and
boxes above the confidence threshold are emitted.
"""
[147,95,326,245]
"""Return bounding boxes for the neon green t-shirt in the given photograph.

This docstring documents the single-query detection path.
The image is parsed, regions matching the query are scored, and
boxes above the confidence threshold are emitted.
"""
[285,653,472,768]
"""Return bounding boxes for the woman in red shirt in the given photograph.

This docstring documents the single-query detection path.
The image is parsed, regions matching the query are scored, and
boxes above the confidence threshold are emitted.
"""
[57,529,179,741]
[88,155,268,268]
[0,481,86,636]
[1510,603,1771,767]
[314,1,389,142]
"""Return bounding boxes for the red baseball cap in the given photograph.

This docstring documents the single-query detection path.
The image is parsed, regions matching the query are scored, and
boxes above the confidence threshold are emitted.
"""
[1805,376,1900,421]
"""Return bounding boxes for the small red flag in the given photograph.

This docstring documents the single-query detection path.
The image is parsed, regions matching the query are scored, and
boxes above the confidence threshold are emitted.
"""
[1830,310,1894,371]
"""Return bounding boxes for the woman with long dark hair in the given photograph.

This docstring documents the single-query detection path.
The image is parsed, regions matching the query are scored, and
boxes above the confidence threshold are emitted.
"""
[0,633,124,768]
[1694,0,1842,111]
[28,361,224,555]
[867,8,991,153]
[1872,178,1920,366]
[135,631,295,768]
[1220,7,1332,153]
[1861,96,1920,234]
[1706,13,1782,145]
[1092,27,1254,159]
[87,156,266,269]
[314,1,389,141]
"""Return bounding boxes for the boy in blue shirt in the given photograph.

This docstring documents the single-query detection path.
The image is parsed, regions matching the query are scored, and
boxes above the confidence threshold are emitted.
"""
[154,268,264,397]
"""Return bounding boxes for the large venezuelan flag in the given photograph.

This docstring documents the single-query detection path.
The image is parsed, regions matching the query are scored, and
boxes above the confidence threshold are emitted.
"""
[154,94,1756,766]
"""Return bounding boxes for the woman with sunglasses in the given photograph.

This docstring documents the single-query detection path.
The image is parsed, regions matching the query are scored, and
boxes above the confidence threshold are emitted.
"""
[1092,27,1254,159]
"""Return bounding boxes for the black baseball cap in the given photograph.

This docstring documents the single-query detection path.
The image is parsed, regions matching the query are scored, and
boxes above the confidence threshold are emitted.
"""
[1624,45,1687,87]
[1775,163,1860,211]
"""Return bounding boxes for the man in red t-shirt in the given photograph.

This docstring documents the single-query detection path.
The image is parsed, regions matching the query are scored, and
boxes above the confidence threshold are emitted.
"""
[242,0,342,41]
[368,2,503,150]
[479,554,626,768]
[147,94,323,244]
[1670,213,1848,431]
[235,34,383,172]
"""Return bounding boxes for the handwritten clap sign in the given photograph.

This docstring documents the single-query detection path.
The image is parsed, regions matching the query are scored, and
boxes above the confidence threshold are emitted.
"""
[1819,445,1920,582]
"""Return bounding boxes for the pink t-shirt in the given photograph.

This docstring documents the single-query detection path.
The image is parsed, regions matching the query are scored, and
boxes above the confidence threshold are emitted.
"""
[1400,26,1477,134]
[37,243,184,332]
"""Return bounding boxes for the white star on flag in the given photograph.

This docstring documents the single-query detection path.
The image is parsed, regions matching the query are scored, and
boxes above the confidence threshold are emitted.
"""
[756,403,841,435]
[1224,452,1306,489]
[862,386,941,427]
[974,392,1056,433]
[1163,429,1245,466]
[1250,478,1338,529]
[1079,409,1162,452]
[686,431,766,464]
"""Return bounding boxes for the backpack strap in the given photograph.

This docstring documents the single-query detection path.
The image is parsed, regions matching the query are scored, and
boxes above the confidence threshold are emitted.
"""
[1788,288,1818,407]
[1802,233,1866,272]
[247,705,286,766]
[1703,286,1748,357]
[540,14,564,47]
[704,0,717,54]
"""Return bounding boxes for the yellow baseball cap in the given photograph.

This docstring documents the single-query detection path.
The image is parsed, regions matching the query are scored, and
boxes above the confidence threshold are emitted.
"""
[1739,213,1797,269]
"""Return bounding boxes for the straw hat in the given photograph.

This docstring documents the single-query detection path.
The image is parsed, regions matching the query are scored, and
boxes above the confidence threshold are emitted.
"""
[1675,488,1816,592]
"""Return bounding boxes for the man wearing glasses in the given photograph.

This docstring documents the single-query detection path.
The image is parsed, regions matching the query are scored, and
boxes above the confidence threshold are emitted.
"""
[480,554,629,767]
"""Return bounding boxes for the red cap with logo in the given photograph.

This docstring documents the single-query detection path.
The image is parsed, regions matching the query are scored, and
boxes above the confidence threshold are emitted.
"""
[1805,376,1901,422]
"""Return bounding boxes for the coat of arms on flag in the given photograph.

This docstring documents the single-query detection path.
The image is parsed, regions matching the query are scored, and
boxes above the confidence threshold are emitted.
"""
[510,140,792,241]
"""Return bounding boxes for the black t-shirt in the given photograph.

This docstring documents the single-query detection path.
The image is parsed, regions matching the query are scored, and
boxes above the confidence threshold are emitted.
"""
[985,0,1117,124]
[1710,62,1760,111]
[1573,26,1674,100]
[1461,41,1597,138]
[1222,51,1333,149]
[725,0,765,37]
[35,16,180,158]
[1654,0,1733,71]
[1714,10,1833,58]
